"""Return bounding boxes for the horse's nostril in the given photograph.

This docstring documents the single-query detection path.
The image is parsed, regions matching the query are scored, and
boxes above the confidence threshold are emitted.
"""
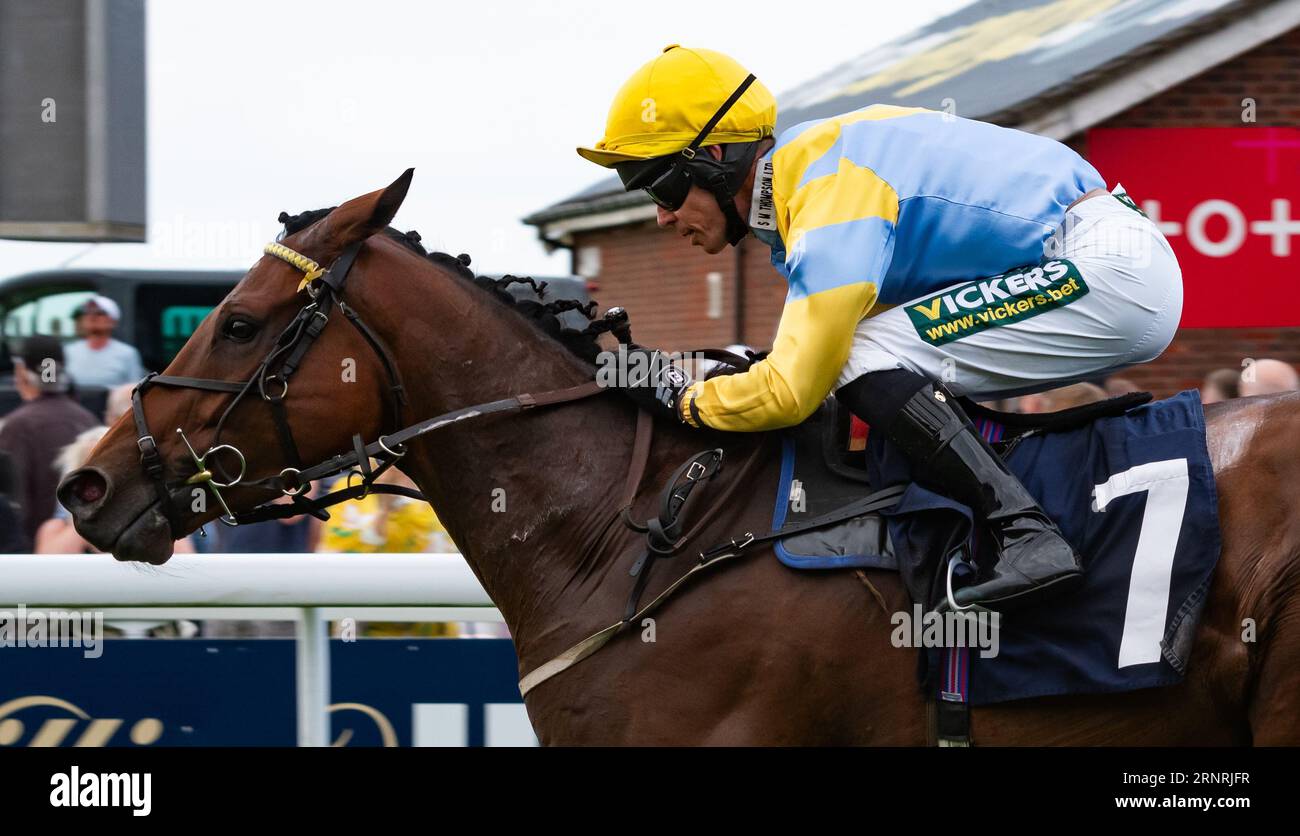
[64,469,109,509]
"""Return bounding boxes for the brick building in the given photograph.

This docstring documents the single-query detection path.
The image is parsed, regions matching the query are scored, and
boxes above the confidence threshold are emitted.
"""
[525,0,1300,397]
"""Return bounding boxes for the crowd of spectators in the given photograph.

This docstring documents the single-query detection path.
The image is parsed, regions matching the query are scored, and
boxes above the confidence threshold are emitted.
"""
[1203,359,1298,402]
[996,360,1299,413]
[0,298,468,637]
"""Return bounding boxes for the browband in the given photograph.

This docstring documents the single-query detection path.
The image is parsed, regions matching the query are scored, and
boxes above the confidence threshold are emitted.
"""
[264,242,326,292]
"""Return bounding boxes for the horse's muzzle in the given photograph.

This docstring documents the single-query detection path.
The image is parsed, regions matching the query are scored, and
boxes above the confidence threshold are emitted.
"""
[57,466,177,564]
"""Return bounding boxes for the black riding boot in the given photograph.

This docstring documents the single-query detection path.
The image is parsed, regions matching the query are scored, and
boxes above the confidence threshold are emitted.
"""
[837,369,1083,610]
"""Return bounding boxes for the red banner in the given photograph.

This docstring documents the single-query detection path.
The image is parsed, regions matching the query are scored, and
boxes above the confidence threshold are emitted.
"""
[1088,127,1300,328]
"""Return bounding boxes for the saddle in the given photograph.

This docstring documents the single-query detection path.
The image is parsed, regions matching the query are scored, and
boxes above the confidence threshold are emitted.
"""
[629,341,1149,589]
[616,387,1153,625]
[772,390,1153,577]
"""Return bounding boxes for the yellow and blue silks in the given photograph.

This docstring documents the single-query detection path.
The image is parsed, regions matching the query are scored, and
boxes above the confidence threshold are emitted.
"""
[682,105,1105,432]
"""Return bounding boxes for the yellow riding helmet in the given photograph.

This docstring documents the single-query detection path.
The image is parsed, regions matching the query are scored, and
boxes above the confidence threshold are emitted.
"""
[577,45,777,168]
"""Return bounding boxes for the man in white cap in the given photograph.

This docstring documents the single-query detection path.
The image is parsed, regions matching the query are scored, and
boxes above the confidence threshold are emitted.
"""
[64,295,146,388]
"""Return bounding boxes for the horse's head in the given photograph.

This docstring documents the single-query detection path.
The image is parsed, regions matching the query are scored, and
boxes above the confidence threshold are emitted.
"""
[58,170,417,564]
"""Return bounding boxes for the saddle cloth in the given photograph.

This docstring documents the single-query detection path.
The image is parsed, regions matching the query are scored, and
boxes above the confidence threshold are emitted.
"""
[772,389,1222,705]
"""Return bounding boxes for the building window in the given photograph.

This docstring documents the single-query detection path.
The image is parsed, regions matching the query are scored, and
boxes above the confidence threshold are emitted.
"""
[706,272,723,320]
[576,246,601,278]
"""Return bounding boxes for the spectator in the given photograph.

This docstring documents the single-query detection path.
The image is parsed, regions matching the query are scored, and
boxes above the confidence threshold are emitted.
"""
[104,382,136,424]
[0,452,28,552]
[316,464,460,637]
[34,426,196,556]
[1238,358,1299,398]
[1201,368,1241,404]
[64,295,146,388]
[316,465,448,553]
[1015,382,1108,414]
[0,336,100,550]
[1102,376,1140,396]
[212,497,318,554]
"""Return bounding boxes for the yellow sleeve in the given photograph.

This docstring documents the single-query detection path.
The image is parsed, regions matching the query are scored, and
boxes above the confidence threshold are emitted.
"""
[681,282,877,431]
[680,153,898,432]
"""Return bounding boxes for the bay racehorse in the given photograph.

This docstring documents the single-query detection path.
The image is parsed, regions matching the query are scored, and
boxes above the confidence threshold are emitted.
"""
[59,171,1300,745]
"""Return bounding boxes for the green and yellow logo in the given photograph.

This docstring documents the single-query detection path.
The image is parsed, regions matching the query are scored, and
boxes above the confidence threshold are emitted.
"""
[906,259,1088,346]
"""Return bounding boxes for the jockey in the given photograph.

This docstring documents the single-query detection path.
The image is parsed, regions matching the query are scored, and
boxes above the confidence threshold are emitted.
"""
[578,46,1183,610]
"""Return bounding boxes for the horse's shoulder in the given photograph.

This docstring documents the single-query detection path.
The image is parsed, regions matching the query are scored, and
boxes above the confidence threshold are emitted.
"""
[1204,392,1300,475]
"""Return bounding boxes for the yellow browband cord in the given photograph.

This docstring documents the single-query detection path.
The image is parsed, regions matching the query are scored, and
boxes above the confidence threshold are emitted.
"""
[264,242,325,292]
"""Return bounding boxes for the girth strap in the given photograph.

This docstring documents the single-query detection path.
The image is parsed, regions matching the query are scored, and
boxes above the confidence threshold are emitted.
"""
[519,475,906,697]
[519,544,754,698]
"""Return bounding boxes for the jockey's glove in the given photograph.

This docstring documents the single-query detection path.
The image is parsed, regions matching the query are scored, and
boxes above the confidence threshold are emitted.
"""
[616,348,695,425]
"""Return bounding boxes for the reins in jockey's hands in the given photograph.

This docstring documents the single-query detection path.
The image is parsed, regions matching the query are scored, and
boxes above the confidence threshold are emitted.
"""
[615,348,697,425]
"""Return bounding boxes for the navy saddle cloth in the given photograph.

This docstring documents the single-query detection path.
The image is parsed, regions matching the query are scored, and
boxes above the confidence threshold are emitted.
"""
[772,389,1222,705]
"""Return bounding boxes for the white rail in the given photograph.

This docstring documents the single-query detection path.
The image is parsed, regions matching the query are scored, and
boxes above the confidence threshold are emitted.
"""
[0,553,493,606]
[0,554,505,747]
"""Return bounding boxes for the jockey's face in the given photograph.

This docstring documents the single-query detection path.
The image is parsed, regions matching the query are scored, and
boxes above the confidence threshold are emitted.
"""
[654,145,730,255]
[656,185,728,254]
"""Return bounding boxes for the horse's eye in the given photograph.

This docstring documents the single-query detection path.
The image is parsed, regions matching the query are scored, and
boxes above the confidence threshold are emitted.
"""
[222,318,258,342]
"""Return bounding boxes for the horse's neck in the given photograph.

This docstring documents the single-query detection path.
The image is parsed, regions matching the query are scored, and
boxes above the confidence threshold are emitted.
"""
[363,261,678,651]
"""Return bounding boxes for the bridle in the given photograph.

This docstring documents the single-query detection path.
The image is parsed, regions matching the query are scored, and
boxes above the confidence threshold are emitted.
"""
[131,236,607,538]
[130,239,413,535]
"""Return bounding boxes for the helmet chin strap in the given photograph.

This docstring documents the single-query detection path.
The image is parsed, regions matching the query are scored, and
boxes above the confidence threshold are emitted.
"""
[719,194,752,246]
[697,141,762,246]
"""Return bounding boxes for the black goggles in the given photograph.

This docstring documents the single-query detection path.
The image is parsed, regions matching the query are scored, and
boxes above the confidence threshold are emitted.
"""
[616,158,695,211]
[614,73,757,212]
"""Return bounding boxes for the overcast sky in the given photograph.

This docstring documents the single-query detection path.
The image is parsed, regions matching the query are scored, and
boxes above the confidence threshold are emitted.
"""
[0,0,970,278]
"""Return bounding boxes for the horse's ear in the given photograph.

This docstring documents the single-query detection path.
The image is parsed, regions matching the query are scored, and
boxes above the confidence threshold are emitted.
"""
[310,168,415,251]
[370,168,414,230]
